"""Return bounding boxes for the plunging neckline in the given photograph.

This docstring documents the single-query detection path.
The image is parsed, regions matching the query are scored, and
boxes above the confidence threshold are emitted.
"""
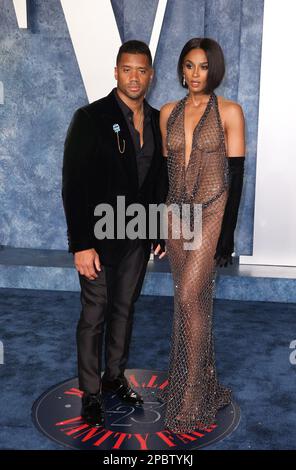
[183,92,214,174]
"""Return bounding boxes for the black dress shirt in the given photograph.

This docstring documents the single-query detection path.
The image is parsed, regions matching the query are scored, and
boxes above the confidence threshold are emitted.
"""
[113,88,154,188]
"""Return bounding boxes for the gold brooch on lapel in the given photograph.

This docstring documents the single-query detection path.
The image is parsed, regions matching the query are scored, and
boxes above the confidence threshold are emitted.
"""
[113,123,126,154]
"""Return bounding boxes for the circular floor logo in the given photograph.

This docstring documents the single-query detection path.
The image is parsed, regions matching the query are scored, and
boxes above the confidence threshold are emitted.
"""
[32,369,240,450]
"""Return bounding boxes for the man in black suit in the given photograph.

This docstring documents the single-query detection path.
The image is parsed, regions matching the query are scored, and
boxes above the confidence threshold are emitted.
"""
[62,40,168,427]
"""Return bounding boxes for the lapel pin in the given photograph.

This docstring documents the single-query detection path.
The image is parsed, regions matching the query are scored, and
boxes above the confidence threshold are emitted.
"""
[113,123,125,154]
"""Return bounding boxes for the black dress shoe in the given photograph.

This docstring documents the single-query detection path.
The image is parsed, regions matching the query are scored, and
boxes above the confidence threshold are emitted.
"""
[102,377,144,405]
[81,392,104,427]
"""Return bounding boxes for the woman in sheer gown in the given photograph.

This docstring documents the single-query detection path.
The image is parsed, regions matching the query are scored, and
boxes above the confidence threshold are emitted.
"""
[156,38,246,433]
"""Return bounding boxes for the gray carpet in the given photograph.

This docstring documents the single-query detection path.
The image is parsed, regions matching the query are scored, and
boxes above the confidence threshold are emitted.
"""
[0,287,295,449]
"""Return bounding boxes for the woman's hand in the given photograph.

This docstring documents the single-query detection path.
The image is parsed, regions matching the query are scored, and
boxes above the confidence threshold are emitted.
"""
[214,252,233,268]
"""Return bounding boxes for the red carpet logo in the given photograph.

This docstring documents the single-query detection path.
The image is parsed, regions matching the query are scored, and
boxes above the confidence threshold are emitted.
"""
[32,369,240,450]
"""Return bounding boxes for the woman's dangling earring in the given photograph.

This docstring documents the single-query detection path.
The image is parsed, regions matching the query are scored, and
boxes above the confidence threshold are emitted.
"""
[182,75,186,87]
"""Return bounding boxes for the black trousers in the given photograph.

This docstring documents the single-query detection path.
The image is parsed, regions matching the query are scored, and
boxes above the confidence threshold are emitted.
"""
[76,239,150,394]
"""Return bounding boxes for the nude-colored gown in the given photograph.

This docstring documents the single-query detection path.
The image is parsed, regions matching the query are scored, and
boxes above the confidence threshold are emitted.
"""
[157,92,232,432]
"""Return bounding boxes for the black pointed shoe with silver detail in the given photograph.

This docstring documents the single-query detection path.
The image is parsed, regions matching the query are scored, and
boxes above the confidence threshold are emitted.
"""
[102,377,144,405]
[81,391,105,427]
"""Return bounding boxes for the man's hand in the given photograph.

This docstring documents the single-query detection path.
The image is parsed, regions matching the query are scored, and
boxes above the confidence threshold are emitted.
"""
[153,242,166,259]
[74,248,101,280]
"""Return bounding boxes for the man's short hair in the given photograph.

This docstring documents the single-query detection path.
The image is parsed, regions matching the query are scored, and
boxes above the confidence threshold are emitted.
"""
[116,40,152,67]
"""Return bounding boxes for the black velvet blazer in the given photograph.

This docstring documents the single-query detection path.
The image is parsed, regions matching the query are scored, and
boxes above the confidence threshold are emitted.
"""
[62,90,168,266]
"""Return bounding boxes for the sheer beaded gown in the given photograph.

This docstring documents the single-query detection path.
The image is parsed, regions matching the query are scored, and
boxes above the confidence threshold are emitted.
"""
[156,91,232,433]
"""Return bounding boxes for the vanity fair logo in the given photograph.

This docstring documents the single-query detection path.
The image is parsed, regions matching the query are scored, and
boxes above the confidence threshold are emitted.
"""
[32,369,240,451]
[12,1,168,100]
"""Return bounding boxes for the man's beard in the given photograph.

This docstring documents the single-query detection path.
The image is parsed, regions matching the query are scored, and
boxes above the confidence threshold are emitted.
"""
[119,85,146,100]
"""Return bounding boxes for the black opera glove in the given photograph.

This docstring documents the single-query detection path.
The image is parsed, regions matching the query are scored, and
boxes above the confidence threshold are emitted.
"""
[214,156,245,268]
[155,155,169,205]
[152,155,168,256]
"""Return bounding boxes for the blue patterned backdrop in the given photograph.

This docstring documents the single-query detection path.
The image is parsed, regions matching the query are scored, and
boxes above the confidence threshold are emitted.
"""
[0,0,264,255]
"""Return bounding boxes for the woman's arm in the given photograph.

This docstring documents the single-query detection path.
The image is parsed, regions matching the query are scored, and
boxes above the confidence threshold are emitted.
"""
[225,102,245,157]
[152,103,176,258]
[215,101,246,267]
[160,102,176,157]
